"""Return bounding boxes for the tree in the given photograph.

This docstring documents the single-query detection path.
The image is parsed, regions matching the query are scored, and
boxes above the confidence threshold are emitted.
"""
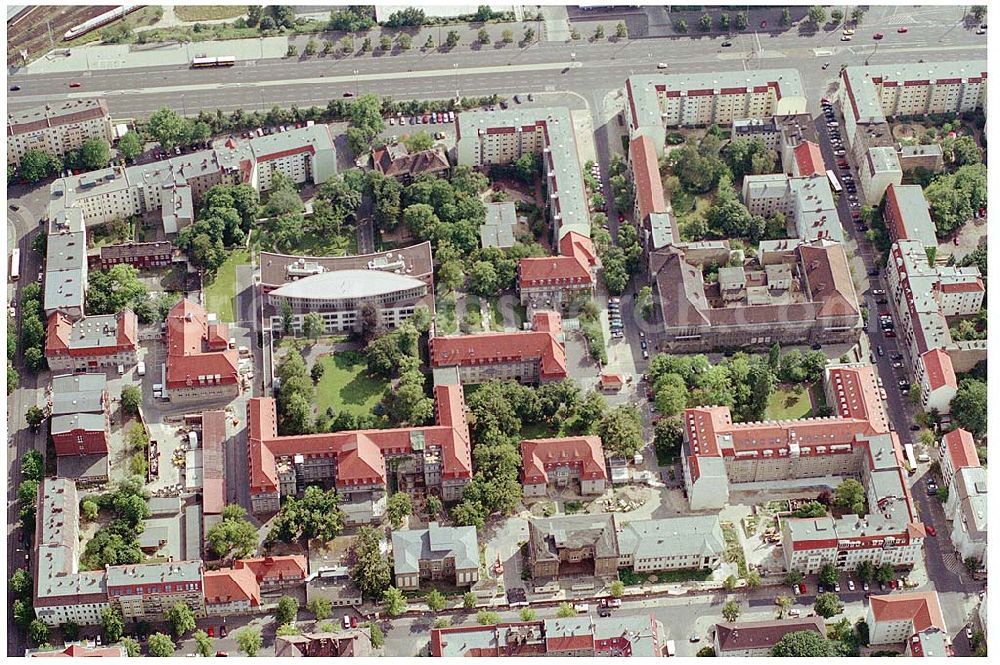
[147,108,190,150]
[86,264,148,316]
[616,21,628,38]
[237,627,263,657]
[398,33,412,49]
[610,580,625,598]
[385,492,412,529]
[401,130,435,153]
[28,619,49,646]
[785,570,804,586]
[523,26,535,43]
[383,586,407,617]
[734,12,748,30]
[697,646,716,656]
[166,601,196,637]
[855,561,876,585]
[117,130,144,161]
[275,595,299,625]
[875,563,896,585]
[307,597,332,620]
[101,607,125,643]
[426,494,443,520]
[477,610,501,625]
[120,637,141,657]
[598,406,643,458]
[557,602,576,618]
[351,526,392,600]
[425,588,447,612]
[723,575,738,591]
[520,608,536,621]
[21,449,44,482]
[501,28,513,43]
[722,600,741,622]
[793,501,827,518]
[814,592,844,618]
[936,486,949,504]
[699,13,712,31]
[819,564,839,588]
[302,311,325,341]
[147,632,176,657]
[746,570,761,590]
[774,595,793,618]
[19,149,61,183]
[951,378,986,437]
[206,504,258,559]
[25,405,45,430]
[808,6,827,26]
[269,486,345,543]
[771,630,837,656]
[446,30,460,48]
[463,591,477,610]
[780,8,792,26]
[79,138,111,170]
[833,478,867,516]
[971,6,987,21]
[11,568,32,600]
[478,27,491,44]
[830,9,844,24]
[13,598,33,628]
[190,629,213,656]
[673,18,688,33]
[438,260,465,292]
[719,13,730,30]
[366,620,385,648]
[467,260,500,296]
[120,384,142,417]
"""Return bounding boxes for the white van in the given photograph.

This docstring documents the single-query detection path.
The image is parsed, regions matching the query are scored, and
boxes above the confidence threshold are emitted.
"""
[137,361,146,377]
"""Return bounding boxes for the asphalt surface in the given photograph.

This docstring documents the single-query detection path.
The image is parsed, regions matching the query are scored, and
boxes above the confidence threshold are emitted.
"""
[4,4,987,656]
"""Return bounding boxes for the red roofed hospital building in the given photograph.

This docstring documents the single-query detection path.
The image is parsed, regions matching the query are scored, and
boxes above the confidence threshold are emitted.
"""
[939,428,980,489]
[246,384,472,517]
[517,231,598,310]
[430,310,568,385]
[867,591,951,656]
[234,555,308,590]
[521,436,608,497]
[681,363,926,572]
[164,299,240,405]
[45,309,138,372]
[203,566,261,617]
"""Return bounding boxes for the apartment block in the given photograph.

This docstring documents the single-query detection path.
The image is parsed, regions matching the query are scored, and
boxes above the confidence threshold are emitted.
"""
[943,465,987,563]
[886,239,985,413]
[164,299,240,405]
[626,69,806,151]
[203,566,260,617]
[430,310,567,385]
[867,592,950,654]
[430,614,667,657]
[858,146,902,206]
[742,173,842,243]
[107,561,206,619]
[247,384,472,515]
[940,428,980,489]
[7,99,113,168]
[49,373,110,458]
[234,555,308,590]
[520,435,608,497]
[456,107,590,242]
[261,242,434,335]
[44,208,88,320]
[518,231,598,309]
[714,618,825,657]
[45,309,138,373]
[883,184,938,250]
[91,241,174,270]
[391,522,479,590]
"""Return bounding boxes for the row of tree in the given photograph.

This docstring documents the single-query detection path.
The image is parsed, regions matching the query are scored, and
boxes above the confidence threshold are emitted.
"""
[8,138,112,185]
[925,164,987,236]
[17,281,48,374]
[177,182,260,273]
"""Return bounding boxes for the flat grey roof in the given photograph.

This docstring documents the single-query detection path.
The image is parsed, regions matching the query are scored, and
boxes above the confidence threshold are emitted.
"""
[391,522,478,575]
[106,560,203,587]
[615,514,723,561]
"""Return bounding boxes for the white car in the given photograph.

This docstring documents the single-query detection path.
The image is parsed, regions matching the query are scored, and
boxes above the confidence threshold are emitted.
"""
[848,580,855,591]
[657,62,669,69]
[573,603,590,613]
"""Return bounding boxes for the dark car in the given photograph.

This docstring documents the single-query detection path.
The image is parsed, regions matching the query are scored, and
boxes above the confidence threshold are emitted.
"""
[10,85,20,91]
[811,343,822,350]
[909,424,920,431]
[219,624,228,638]
[721,40,733,47]
[69,82,81,88]
[598,607,612,617]
[342,91,354,97]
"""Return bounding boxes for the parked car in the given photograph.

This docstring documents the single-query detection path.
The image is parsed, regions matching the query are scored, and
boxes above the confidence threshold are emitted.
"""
[657,62,669,69]
[598,607,612,617]
[573,603,589,613]
[848,580,855,591]
[897,26,908,33]
[799,583,807,595]
[873,32,884,39]
[514,94,522,104]
[926,525,937,537]
[721,40,732,47]
[9,85,20,91]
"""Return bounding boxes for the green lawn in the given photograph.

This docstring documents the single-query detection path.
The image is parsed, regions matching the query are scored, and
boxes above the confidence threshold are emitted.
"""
[174,5,248,21]
[203,249,249,323]
[765,384,814,420]
[314,350,389,419]
[255,231,355,257]
[436,292,457,334]
[486,298,505,332]
[619,568,712,586]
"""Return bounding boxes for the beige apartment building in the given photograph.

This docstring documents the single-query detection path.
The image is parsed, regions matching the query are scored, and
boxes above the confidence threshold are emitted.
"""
[7,99,113,168]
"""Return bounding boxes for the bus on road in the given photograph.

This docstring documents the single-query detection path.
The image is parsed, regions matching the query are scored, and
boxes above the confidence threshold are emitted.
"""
[191,56,236,69]
[826,169,843,194]
[9,248,20,282]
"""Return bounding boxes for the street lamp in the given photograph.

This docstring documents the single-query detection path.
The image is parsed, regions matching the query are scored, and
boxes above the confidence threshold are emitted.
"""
[353,69,359,96]
[453,63,459,101]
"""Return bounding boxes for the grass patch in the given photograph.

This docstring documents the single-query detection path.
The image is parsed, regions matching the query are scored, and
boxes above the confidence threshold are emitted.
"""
[721,521,749,578]
[255,231,355,257]
[486,298,505,332]
[314,351,389,420]
[564,500,583,515]
[436,292,457,334]
[174,5,248,21]
[619,568,712,586]
[765,384,814,420]
[203,249,249,323]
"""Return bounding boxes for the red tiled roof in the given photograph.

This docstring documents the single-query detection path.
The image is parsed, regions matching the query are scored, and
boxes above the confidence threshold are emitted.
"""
[44,310,138,358]
[519,232,597,289]
[559,231,598,266]
[335,434,387,486]
[870,592,946,634]
[793,141,827,177]
[939,279,985,294]
[521,436,608,485]
[629,135,667,222]
[247,385,471,497]
[942,428,979,472]
[201,410,227,516]
[203,566,261,606]
[827,364,889,433]
[531,310,562,333]
[235,555,307,583]
[920,349,957,391]
[165,299,239,390]
[600,373,624,388]
[799,241,859,318]
[28,644,126,658]
[430,330,568,382]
